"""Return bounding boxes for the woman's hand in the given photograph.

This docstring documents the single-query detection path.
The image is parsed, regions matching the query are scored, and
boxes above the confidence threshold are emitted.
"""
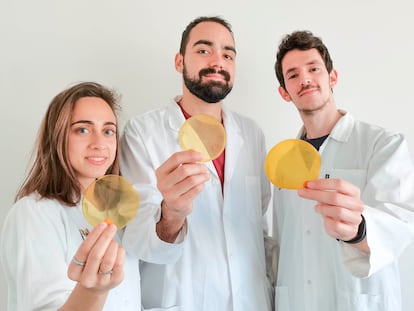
[68,221,125,290]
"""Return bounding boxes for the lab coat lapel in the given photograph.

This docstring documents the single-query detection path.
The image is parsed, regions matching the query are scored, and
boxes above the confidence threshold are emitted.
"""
[222,109,243,182]
[166,100,185,133]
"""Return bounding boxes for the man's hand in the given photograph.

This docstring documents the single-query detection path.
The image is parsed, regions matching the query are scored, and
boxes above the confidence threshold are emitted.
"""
[298,178,369,252]
[155,150,210,242]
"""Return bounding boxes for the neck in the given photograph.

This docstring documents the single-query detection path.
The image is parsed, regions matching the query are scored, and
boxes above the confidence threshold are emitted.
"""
[302,108,343,139]
[180,90,223,122]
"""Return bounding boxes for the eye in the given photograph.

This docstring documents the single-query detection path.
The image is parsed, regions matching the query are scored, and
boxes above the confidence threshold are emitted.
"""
[197,49,209,55]
[311,66,320,72]
[77,127,89,134]
[224,54,234,61]
[104,128,116,136]
[287,73,298,80]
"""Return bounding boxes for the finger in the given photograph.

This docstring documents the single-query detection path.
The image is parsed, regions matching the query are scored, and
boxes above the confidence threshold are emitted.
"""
[158,162,209,192]
[304,178,360,197]
[82,224,117,275]
[98,246,125,289]
[110,247,125,286]
[98,240,119,277]
[324,216,360,240]
[157,162,209,208]
[72,222,109,263]
[315,203,362,224]
[68,223,110,281]
[157,150,204,176]
[299,188,363,213]
[166,167,209,196]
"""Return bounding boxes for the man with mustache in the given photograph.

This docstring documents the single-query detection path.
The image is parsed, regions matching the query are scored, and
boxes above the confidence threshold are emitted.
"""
[271,30,414,311]
[120,16,273,311]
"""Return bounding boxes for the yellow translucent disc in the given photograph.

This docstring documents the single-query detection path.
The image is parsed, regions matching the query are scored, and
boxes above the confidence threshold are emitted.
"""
[82,175,139,228]
[265,139,321,189]
[179,114,226,162]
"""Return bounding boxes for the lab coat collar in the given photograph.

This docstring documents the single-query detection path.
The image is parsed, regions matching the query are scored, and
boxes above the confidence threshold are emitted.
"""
[166,96,186,132]
[297,109,355,144]
[329,110,355,143]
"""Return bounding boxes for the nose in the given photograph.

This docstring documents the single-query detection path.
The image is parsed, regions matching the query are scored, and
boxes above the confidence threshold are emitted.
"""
[300,73,312,87]
[208,52,224,69]
[90,132,107,150]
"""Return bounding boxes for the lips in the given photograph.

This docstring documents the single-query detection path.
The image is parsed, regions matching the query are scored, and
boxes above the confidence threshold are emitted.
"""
[203,74,226,82]
[199,68,230,82]
[86,156,107,165]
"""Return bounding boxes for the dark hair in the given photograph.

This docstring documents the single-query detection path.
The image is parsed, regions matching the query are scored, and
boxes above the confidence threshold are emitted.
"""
[275,30,333,89]
[179,16,233,55]
[16,82,121,206]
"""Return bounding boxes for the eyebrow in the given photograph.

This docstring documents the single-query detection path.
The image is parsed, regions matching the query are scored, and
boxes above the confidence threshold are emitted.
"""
[71,120,117,126]
[193,39,237,54]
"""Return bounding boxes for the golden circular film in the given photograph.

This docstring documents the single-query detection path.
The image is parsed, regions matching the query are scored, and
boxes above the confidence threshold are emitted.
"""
[82,175,139,228]
[265,139,321,189]
[179,114,226,162]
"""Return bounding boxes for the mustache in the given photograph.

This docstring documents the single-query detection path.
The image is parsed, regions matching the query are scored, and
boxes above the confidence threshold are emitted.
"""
[298,84,316,96]
[199,68,231,82]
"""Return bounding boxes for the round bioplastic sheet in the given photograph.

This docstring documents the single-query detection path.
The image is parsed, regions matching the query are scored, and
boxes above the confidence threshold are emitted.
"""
[82,175,139,228]
[179,114,226,162]
[265,139,321,189]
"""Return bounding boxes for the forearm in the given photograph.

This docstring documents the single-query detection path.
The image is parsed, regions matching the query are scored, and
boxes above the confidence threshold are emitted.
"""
[156,200,186,243]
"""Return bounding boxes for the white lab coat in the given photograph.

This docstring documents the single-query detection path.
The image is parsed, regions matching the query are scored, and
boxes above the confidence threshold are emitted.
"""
[272,111,414,311]
[0,194,141,311]
[120,98,272,311]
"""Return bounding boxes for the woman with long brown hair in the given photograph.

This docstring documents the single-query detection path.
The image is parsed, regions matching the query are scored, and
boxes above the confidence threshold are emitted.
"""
[0,82,140,310]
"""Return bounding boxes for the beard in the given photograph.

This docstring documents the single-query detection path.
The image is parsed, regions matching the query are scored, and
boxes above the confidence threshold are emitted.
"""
[183,66,233,103]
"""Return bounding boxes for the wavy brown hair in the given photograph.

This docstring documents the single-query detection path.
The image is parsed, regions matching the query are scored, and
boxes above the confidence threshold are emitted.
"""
[274,30,333,90]
[15,82,121,206]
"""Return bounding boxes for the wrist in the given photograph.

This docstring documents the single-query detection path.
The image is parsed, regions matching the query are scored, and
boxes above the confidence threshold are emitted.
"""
[159,200,185,224]
[338,215,366,244]
[156,200,185,243]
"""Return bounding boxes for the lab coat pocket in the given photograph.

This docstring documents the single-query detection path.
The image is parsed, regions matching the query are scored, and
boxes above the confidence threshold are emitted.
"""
[338,292,384,311]
[330,169,366,189]
[274,286,291,311]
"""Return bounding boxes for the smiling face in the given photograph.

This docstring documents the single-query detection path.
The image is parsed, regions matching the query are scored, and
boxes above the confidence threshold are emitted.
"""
[68,97,117,191]
[278,48,338,115]
[176,21,236,104]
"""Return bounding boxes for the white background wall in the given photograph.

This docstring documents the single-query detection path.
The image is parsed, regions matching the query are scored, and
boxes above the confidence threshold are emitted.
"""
[1,0,413,310]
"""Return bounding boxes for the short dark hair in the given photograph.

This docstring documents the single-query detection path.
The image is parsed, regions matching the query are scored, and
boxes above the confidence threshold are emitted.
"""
[179,16,233,55]
[274,30,333,89]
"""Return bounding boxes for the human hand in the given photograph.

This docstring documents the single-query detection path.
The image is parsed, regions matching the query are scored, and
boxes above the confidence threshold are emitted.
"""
[68,221,124,291]
[156,150,210,222]
[298,178,364,242]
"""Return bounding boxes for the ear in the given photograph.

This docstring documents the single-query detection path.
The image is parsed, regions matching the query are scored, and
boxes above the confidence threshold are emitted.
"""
[329,69,338,89]
[175,53,184,73]
[278,86,291,102]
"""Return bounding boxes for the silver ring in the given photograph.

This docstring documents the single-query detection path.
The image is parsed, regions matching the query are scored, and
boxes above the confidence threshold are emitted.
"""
[72,256,86,266]
[99,269,113,275]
